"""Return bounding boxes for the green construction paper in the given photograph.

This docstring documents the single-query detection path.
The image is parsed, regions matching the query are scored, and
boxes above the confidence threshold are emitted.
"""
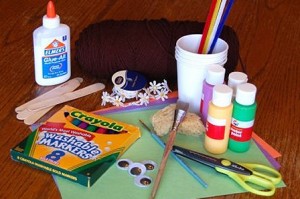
[54,106,285,199]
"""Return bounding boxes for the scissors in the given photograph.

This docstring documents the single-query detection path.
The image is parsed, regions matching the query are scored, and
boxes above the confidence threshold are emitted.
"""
[172,145,282,196]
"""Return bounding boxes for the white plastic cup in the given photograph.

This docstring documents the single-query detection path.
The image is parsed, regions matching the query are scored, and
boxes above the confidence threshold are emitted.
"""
[175,47,227,62]
[175,34,228,60]
[175,34,228,114]
[175,51,227,66]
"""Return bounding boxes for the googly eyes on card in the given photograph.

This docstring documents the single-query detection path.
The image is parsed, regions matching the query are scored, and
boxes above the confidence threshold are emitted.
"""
[135,175,152,188]
[116,158,156,188]
[128,163,147,176]
[116,159,133,170]
[142,160,157,171]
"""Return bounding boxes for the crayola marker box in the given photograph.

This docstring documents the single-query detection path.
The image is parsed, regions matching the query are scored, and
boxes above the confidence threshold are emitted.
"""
[10,105,141,187]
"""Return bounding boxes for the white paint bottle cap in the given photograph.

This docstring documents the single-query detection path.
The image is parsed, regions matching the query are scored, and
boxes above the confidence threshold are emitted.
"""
[206,64,226,86]
[228,72,248,96]
[236,83,257,105]
[212,84,233,107]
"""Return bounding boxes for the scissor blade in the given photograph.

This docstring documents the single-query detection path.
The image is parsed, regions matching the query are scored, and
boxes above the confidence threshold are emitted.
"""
[172,145,252,176]
[172,145,219,168]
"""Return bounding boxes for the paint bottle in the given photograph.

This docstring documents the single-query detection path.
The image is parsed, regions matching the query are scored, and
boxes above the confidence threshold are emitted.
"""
[33,1,71,86]
[229,83,257,152]
[204,84,233,154]
[227,72,248,98]
[200,64,225,124]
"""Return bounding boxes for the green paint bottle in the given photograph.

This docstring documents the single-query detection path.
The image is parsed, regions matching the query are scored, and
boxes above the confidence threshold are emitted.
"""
[228,83,257,152]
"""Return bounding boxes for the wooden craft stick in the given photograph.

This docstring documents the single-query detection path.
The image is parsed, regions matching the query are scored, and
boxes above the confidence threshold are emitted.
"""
[17,108,37,120]
[15,77,83,113]
[23,107,53,125]
[18,82,105,125]
[16,77,83,120]
[26,83,105,111]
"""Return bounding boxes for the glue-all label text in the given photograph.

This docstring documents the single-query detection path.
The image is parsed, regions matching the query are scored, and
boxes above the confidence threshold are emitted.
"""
[42,37,68,79]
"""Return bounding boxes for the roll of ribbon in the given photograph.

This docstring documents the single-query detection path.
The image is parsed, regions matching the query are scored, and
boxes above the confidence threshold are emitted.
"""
[111,70,147,99]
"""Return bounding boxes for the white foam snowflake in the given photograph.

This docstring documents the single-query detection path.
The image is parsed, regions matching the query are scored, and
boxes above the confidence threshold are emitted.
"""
[101,91,111,106]
[112,96,125,107]
[155,89,169,101]
[137,92,150,106]
[149,81,162,94]
[161,79,171,92]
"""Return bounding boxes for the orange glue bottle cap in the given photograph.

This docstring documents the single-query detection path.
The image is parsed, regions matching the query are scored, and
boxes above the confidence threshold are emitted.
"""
[47,1,56,18]
[43,1,60,29]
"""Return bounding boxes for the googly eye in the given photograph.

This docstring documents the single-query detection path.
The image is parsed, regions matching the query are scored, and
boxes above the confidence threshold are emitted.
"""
[134,175,152,187]
[116,159,133,170]
[141,160,157,171]
[128,162,146,177]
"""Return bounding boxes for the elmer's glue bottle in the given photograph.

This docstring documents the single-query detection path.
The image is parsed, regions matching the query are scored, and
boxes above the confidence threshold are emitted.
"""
[33,1,71,86]
[229,83,257,152]
[204,84,233,154]
[200,64,225,124]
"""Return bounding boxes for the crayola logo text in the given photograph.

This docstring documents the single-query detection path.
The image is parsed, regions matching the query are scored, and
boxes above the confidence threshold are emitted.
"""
[70,111,124,131]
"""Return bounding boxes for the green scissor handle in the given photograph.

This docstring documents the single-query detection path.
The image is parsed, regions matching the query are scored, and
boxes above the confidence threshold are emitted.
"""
[216,163,282,197]
[240,163,282,184]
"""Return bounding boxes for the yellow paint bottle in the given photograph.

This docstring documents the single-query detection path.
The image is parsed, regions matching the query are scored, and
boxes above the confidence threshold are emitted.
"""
[204,84,233,154]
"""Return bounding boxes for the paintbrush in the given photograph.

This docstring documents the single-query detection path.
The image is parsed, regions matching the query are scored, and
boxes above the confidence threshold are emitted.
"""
[139,120,207,188]
[150,101,189,199]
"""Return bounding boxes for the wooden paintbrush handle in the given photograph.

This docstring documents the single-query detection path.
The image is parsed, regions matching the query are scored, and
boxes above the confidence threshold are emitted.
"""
[150,101,189,198]
[150,129,177,199]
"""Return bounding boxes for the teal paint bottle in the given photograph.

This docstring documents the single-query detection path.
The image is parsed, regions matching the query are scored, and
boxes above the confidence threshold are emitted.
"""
[228,83,257,152]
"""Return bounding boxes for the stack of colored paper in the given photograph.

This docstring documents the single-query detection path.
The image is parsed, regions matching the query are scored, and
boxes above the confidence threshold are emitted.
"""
[52,94,285,199]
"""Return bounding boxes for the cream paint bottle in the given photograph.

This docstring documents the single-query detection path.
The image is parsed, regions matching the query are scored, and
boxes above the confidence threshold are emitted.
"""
[204,84,233,154]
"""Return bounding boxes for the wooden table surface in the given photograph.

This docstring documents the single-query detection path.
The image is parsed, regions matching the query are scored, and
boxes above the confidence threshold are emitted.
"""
[0,0,299,198]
